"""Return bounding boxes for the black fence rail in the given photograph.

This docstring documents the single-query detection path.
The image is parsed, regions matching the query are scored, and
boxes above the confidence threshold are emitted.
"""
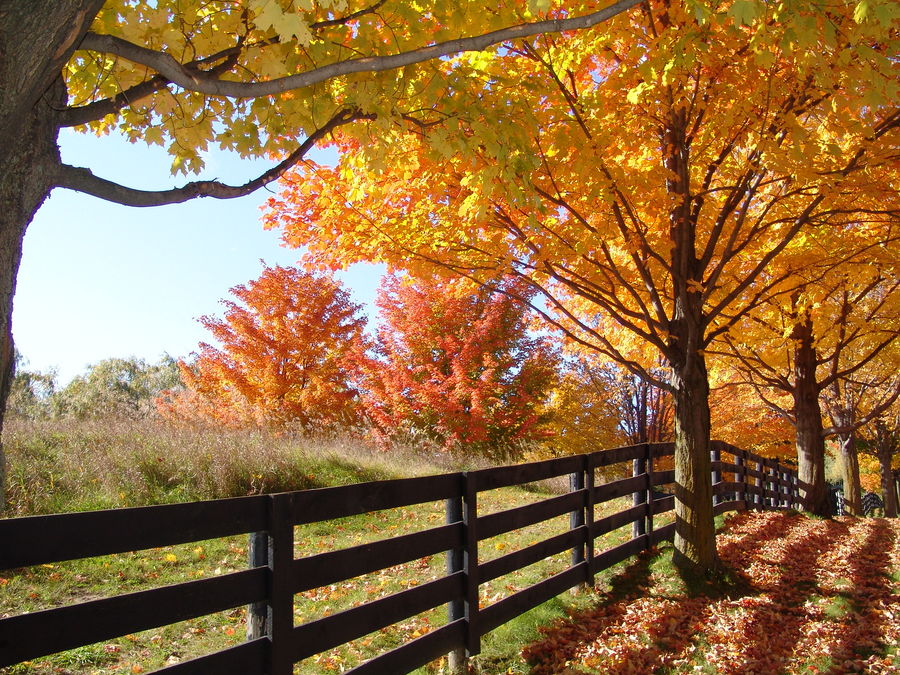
[0,441,800,674]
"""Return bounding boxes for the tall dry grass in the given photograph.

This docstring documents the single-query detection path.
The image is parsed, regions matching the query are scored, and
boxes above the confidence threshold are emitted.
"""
[1,418,471,516]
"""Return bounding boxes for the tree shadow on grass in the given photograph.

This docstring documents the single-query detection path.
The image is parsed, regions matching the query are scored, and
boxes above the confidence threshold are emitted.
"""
[822,518,898,673]
[522,536,750,674]
[522,512,900,675]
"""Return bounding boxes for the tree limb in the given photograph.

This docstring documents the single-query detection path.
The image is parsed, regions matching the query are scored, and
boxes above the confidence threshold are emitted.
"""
[53,108,371,206]
[77,0,642,99]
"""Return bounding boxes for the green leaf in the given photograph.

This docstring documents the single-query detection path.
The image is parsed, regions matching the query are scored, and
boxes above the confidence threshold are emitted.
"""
[729,0,760,26]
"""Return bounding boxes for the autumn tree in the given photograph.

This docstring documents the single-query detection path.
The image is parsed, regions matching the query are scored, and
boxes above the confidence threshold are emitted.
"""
[0,1,644,506]
[266,2,899,570]
[548,349,672,458]
[869,410,900,517]
[722,265,900,514]
[356,274,558,459]
[160,264,365,429]
[708,380,795,459]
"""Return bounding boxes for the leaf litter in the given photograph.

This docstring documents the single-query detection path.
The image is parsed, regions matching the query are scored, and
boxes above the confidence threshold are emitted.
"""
[524,511,900,674]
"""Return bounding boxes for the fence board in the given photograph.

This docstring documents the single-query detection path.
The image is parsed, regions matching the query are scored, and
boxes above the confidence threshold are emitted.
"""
[292,523,463,593]
[590,444,644,468]
[714,500,746,516]
[470,455,583,491]
[592,537,645,573]
[345,620,467,675]
[649,523,676,545]
[651,496,675,515]
[0,568,266,667]
[593,474,646,504]
[651,470,675,486]
[594,504,647,537]
[713,481,744,497]
[479,564,588,634]
[155,639,268,675]
[0,496,268,570]
[478,491,584,540]
[292,572,465,662]
[480,528,584,584]
[650,443,676,458]
[284,474,461,525]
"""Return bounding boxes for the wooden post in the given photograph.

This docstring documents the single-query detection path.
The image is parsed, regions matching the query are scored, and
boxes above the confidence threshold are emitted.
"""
[246,531,269,641]
[735,451,746,508]
[267,494,295,675]
[569,467,588,594]
[462,473,480,657]
[585,455,596,586]
[632,455,646,540]
[645,443,654,542]
[445,492,466,675]
[710,444,722,507]
[755,459,764,510]
[569,470,586,568]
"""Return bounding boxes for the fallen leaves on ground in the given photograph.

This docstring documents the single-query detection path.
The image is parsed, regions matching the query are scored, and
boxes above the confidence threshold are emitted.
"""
[524,512,900,674]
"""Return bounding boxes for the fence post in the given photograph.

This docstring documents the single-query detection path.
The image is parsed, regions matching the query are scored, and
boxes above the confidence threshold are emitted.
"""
[632,453,646,540]
[755,458,764,510]
[585,454,596,586]
[462,472,481,657]
[645,443,654,543]
[775,459,784,509]
[710,444,722,507]
[735,451,746,508]
[267,494,294,675]
[247,531,269,641]
[569,469,586,570]
[446,489,466,675]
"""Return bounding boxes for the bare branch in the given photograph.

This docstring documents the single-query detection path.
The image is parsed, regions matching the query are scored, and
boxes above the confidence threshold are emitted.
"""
[53,108,371,206]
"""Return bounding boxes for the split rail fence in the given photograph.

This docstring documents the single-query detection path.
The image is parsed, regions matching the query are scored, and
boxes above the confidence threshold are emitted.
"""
[0,441,800,674]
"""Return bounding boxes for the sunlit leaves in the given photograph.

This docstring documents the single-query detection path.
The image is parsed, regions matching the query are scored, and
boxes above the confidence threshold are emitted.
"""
[355,274,558,458]
[159,265,366,429]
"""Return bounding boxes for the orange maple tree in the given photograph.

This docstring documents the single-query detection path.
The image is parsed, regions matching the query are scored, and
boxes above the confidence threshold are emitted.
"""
[355,274,558,458]
[159,264,366,429]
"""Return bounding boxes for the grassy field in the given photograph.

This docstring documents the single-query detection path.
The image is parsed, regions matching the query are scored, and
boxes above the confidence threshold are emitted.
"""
[1,418,645,674]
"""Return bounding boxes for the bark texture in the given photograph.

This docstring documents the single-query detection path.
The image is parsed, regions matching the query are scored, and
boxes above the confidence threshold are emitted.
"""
[791,312,829,516]
[875,421,899,518]
[0,0,103,509]
[837,428,861,516]
[665,106,718,574]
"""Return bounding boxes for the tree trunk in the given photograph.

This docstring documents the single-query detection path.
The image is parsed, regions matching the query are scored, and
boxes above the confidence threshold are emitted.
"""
[663,105,718,575]
[0,0,102,509]
[878,447,898,518]
[875,422,898,518]
[791,312,829,516]
[837,429,861,516]
[671,347,718,573]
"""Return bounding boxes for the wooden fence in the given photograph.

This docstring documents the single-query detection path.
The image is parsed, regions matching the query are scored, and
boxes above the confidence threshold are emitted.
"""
[0,441,800,674]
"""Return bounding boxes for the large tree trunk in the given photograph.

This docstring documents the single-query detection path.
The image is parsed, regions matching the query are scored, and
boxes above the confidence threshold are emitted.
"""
[875,420,898,518]
[670,341,718,574]
[664,105,718,575]
[791,312,829,516]
[837,429,862,516]
[0,0,103,509]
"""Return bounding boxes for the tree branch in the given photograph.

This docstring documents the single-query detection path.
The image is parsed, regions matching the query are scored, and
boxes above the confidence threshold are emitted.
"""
[53,108,371,206]
[77,0,642,99]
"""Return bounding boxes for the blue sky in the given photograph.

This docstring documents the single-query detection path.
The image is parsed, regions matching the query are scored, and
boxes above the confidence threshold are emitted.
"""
[14,129,383,384]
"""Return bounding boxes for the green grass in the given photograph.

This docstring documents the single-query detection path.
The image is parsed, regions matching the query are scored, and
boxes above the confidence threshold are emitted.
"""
[1,418,643,674]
